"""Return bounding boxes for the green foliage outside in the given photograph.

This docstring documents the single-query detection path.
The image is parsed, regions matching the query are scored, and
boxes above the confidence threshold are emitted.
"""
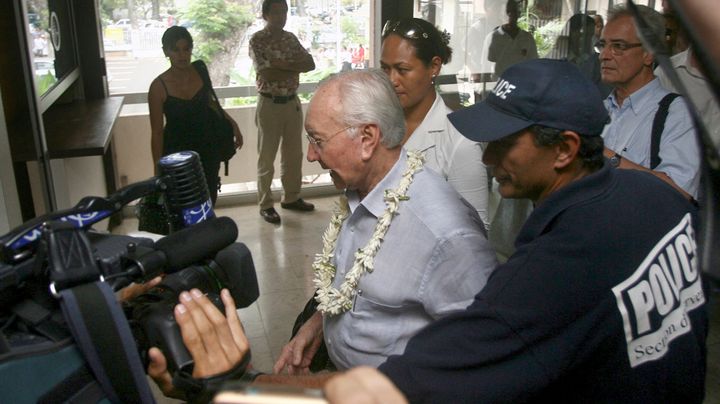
[518,4,564,58]
[183,0,254,62]
[340,16,362,47]
[36,73,57,96]
[99,0,124,23]
[225,64,337,107]
[525,18,564,57]
[177,0,366,107]
[226,96,259,107]
[26,0,50,30]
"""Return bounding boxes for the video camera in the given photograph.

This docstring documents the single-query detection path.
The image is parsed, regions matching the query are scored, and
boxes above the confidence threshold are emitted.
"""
[0,151,259,403]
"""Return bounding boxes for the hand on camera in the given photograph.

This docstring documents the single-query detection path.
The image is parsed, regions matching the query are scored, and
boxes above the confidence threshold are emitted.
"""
[147,347,185,399]
[147,288,250,398]
[273,310,324,375]
[116,276,162,303]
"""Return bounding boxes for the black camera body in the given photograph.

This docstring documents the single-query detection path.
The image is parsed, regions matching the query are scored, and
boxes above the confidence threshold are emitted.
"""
[125,242,257,373]
[1,219,258,370]
[130,276,224,373]
[0,152,259,402]
[130,283,220,373]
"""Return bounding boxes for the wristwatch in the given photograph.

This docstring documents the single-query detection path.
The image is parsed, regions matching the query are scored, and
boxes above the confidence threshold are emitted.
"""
[609,153,622,168]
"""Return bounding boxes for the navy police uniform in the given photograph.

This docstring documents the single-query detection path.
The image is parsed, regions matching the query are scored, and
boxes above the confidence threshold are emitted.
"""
[379,164,707,402]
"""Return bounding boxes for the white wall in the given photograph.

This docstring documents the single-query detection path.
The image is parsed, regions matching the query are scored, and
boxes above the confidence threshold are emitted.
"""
[63,156,108,203]
[25,156,109,228]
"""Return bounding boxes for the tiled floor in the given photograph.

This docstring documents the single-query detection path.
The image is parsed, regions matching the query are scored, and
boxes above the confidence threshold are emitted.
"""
[113,195,720,402]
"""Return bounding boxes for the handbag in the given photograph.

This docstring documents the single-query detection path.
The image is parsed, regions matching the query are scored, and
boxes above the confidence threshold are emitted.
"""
[136,191,169,235]
[194,60,236,175]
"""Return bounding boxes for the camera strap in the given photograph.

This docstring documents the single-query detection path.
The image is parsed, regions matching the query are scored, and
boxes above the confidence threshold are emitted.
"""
[58,283,156,404]
[44,222,156,404]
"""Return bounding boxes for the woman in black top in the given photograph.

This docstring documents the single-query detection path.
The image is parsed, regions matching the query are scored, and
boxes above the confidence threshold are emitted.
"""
[148,26,243,204]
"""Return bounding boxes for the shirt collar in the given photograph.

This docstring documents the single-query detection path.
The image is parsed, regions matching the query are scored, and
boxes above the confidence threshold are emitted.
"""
[673,49,705,80]
[674,49,691,68]
[405,93,445,152]
[607,78,661,115]
[346,150,408,218]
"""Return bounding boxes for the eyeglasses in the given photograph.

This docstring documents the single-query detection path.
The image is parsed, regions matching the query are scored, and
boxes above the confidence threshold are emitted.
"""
[382,19,429,40]
[306,126,352,150]
[594,40,643,55]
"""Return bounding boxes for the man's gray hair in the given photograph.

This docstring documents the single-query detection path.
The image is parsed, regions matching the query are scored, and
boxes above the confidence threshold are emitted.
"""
[318,69,406,148]
[607,4,665,53]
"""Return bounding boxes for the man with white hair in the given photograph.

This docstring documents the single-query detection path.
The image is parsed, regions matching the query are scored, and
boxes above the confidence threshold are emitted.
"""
[272,69,496,373]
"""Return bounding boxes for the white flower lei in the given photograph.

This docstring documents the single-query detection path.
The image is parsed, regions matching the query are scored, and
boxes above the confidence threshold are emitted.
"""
[313,151,425,316]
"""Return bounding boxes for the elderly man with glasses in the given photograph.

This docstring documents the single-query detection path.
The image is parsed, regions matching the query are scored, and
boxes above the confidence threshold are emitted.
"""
[597,4,700,201]
[271,69,496,375]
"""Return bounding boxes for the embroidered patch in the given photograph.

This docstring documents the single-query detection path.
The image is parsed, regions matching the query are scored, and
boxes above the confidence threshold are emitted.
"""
[612,213,705,367]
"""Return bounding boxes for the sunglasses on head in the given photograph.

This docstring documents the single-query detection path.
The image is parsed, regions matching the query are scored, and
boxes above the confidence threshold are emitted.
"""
[382,19,430,40]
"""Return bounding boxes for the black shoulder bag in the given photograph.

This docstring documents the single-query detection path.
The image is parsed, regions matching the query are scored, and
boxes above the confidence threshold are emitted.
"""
[194,60,236,176]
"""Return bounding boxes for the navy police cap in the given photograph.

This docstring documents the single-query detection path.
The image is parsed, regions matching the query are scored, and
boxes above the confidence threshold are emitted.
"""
[449,59,609,142]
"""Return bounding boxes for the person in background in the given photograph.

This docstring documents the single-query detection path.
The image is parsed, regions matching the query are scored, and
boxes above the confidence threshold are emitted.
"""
[661,1,689,56]
[380,18,490,228]
[481,1,539,259]
[486,0,538,79]
[250,0,316,224]
[464,0,506,75]
[592,14,604,44]
[482,1,539,258]
[340,46,352,72]
[656,45,720,150]
[598,4,700,200]
[351,44,365,69]
[148,26,243,205]
[548,13,611,98]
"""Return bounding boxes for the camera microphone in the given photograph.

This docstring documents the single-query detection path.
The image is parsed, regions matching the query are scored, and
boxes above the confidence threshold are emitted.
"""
[156,216,238,273]
[127,216,238,281]
[157,151,214,232]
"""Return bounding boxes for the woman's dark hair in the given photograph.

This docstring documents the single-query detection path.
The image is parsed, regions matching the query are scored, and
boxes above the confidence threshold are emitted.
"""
[530,125,605,171]
[262,0,287,17]
[381,18,453,66]
[162,26,193,50]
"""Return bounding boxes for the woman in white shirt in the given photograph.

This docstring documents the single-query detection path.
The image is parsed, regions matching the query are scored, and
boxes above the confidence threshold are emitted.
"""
[380,18,489,228]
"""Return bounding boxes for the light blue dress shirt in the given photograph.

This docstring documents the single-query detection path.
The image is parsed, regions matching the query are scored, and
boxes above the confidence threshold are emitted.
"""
[601,78,700,197]
[323,150,497,370]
